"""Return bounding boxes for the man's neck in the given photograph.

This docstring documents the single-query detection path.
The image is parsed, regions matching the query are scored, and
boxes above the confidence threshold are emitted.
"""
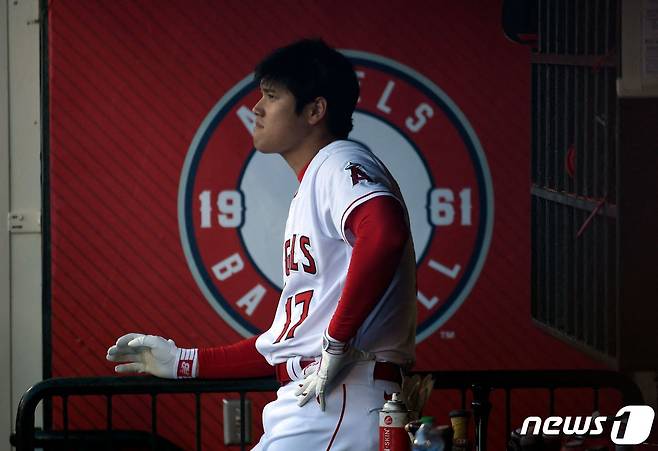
[281,134,336,176]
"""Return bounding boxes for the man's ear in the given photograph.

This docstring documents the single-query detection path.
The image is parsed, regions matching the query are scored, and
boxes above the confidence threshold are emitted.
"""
[305,97,328,125]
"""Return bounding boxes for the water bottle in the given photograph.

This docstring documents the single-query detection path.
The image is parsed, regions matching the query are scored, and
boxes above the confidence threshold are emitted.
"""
[412,416,445,451]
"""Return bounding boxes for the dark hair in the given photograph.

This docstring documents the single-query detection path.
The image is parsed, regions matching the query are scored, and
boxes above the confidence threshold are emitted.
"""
[254,39,359,139]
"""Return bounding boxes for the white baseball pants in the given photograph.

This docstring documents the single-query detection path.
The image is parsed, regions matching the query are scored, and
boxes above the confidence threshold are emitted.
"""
[251,360,401,451]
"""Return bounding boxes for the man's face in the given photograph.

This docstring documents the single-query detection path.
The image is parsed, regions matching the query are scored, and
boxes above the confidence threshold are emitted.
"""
[252,80,310,154]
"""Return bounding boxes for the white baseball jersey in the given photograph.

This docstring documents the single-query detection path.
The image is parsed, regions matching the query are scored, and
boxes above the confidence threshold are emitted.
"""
[255,139,416,367]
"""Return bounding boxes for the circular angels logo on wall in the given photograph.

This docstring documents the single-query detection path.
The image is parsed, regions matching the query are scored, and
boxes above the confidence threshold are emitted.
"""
[178,50,493,343]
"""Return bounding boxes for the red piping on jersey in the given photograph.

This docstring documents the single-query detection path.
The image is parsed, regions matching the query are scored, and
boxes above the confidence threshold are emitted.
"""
[297,160,312,182]
[338,190,394,241]
[326,384,347,451]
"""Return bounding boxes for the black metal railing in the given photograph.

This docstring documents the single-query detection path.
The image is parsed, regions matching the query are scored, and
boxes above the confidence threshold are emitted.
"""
[13,376,279,451]
[12,370,643,451]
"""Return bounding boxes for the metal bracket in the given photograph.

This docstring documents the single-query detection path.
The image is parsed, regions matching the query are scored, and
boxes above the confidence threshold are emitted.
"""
[7,210,41,234]
[222,398,252,445]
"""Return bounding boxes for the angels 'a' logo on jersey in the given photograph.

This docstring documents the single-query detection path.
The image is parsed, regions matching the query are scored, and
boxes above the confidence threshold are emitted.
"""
[178,51,493,342]
[345,162,374,186]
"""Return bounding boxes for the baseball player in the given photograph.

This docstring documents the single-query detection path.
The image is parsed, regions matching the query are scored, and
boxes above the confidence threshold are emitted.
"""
[107,39,417,450]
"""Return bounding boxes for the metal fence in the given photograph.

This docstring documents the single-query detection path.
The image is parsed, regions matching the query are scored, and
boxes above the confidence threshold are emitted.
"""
[531,0,620,362]
[12,376,278,451]
[11,370,643,451]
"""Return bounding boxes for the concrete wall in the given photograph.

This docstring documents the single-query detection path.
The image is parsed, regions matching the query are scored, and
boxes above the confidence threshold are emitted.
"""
[1,0,43,446]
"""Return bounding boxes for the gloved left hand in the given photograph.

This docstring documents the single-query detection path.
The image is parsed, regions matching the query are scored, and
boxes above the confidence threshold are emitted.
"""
[106,333,196,379]
[295,330,374,411]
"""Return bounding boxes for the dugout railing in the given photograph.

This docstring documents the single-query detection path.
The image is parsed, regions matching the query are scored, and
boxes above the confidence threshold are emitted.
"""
[11,370,644,451]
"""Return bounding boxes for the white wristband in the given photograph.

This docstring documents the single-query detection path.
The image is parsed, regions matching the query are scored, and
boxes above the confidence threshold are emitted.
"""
[322,330,348,355]
[175,348,199,378]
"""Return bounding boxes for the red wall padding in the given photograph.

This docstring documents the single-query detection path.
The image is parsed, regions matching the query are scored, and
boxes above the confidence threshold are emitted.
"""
[48,1,606,449]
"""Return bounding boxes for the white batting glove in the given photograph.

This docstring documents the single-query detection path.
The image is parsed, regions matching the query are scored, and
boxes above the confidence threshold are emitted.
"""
[295,330,374,411]
[106,333,198,379]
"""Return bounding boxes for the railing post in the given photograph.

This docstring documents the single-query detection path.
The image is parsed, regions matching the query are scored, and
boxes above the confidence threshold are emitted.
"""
[471,384,492,451]
[14,385,39,451]
[240,391,246,451]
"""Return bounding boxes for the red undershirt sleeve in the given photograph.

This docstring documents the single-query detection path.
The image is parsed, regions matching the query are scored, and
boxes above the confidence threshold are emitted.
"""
[197,336,273,378]
[327,195,409,342]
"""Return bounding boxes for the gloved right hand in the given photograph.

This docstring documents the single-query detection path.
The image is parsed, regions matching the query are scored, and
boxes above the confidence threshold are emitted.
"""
[295,329,374,411]
[106,333,196,379]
